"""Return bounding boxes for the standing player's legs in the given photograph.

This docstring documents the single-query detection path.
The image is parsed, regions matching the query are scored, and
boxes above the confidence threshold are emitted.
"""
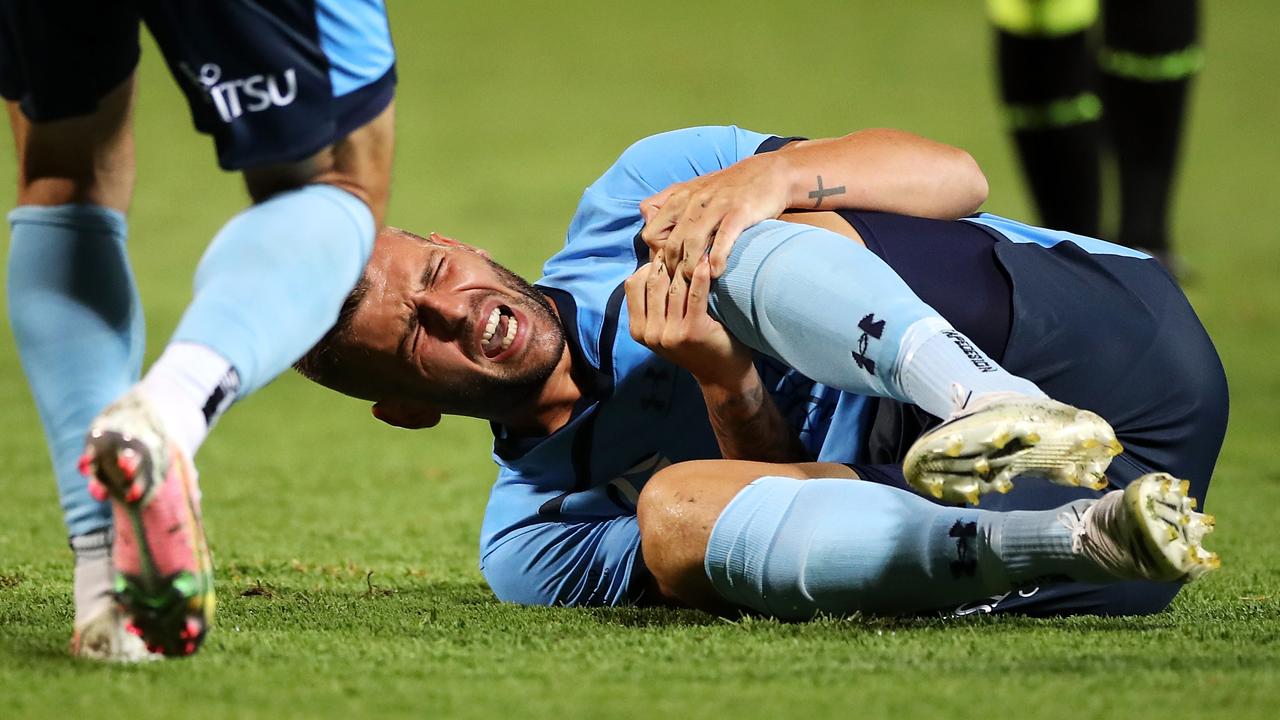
[1,1,152,661]
[988,0,1102,236]
[79,0,397,657]
[6,91,149,659]
[637,460,1216,619]
[1099,0,1201,268]
[127,102,394,463]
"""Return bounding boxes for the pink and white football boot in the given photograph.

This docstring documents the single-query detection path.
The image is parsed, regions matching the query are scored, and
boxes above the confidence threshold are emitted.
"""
[80,390,215,657]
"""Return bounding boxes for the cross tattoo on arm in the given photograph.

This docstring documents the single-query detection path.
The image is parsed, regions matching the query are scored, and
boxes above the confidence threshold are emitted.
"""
[807,175,847,208]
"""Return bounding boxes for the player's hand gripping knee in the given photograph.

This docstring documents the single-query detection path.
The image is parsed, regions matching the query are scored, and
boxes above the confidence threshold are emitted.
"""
[639,153,790,281]
[624,255,753,385]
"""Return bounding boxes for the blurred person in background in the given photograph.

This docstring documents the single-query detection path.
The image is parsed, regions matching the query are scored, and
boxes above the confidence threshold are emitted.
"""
[989,0,1201,275]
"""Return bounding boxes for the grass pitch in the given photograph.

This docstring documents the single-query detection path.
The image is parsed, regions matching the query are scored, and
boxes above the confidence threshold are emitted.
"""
[2,2,1279,718]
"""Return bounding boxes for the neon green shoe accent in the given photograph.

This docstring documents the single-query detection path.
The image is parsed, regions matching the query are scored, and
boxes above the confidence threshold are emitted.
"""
[988,0,1098,37]
[1006,92,1102,131]
[1100,45,1205,82]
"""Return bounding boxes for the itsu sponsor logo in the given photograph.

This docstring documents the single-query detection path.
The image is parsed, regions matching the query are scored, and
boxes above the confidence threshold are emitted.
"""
[183,63,298,123]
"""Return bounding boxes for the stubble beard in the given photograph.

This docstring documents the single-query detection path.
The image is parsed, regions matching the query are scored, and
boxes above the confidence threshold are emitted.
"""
[430,259,566,418]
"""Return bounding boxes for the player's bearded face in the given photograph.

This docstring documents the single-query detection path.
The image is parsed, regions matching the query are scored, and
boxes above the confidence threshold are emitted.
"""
[333,229,566,419]
[427,256,566,413]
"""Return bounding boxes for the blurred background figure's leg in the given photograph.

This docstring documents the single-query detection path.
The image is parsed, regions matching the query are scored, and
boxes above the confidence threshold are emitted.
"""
[1100,0,1202,271]
[989,0,1102,236]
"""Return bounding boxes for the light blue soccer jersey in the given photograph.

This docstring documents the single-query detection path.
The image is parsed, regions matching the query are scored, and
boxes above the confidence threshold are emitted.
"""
[478,127,871,607]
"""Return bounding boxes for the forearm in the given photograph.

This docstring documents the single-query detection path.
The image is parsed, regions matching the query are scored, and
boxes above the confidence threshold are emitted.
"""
[769,129,989,219]
[696,366,810,464]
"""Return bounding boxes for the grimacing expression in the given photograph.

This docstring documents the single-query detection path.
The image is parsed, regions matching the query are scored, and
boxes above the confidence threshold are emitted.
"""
[310,228,565,419]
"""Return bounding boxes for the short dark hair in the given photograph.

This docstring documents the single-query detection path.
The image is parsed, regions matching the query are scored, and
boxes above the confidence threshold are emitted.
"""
[294,275,372,388]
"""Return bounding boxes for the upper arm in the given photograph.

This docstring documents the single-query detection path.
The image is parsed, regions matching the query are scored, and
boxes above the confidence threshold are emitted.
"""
[587,126,775,203]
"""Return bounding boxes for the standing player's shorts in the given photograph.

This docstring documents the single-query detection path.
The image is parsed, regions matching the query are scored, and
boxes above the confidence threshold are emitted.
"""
[843,210,1229,616]
[0,0,395,169]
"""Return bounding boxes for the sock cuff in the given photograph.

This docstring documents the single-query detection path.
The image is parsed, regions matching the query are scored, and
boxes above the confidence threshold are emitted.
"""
[708,219,810,359]
[290,184,377,257]
[710,219,802,321]
[990,509,1079,583]
[8,203,128,239]
[892,316,953,387]
[704,475,806,614]
[69,527,114,556]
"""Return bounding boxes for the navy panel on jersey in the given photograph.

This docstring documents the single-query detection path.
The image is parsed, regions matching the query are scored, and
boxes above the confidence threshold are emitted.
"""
[0,0,395,170]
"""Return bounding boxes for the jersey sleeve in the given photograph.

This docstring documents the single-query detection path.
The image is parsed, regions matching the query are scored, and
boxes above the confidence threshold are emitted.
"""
[584,125,777,204]
[557,126,781,260]
[479,514,649,607]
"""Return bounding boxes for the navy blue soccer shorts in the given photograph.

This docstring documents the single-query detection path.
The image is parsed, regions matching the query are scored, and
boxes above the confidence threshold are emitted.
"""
[0,0,395,170]
[843,210,1229,617]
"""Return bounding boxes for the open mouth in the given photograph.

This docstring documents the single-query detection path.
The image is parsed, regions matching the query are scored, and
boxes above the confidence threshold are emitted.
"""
[481,305,518,359]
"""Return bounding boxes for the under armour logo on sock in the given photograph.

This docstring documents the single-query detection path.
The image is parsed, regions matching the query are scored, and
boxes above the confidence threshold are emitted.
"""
[851,313,886,375]
[949,520,979,578]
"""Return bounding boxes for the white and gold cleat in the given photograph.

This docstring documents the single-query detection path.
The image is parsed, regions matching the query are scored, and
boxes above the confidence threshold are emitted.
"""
[904,393,1122,505]
[1072,472,1220,582]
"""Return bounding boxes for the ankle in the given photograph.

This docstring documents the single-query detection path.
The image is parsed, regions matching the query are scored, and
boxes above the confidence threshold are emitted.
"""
[137,343,240,458]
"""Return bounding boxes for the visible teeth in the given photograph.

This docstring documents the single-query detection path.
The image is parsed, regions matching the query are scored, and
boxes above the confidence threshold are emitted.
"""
[501,315,518,350]
[482,307,501,344]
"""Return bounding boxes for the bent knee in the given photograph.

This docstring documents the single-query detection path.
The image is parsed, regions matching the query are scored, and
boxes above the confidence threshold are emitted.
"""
[636,462,709,569]
[243,101,395,219]
[637,461,733,605]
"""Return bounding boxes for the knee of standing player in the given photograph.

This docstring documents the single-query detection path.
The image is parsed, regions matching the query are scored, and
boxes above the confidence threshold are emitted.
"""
[987,0,1098,37]
[242,101,395,223]
[636,461,722,602]
[13,76,137,209]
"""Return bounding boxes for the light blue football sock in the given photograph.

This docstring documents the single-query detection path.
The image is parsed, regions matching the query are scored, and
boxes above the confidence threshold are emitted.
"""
[169,184,375,395]
[710,220,1043,419]
[7,204,143,538]
[704,475,1097,619]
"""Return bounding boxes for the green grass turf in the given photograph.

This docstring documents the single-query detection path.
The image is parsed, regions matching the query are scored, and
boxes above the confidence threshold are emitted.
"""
[2,1,1279,717]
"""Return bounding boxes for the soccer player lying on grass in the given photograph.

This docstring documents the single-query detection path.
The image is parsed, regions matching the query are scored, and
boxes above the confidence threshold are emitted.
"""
[296,126,1227,619]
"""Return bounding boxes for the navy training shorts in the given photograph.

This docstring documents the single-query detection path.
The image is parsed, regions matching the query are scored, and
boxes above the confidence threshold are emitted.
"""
[842,210,1229,616]
[0,0,396,170]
